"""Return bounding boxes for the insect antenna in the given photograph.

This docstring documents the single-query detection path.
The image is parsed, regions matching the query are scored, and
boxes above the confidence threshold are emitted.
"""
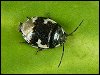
[58,43,64,68]
[67,20,84,36]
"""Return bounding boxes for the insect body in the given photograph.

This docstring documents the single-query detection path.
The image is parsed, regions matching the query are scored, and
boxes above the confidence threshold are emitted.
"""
[19,17,67,48]
[19,16,83,67]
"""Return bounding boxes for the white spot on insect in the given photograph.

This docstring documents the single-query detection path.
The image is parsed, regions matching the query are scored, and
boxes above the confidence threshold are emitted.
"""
[23,31,33,43]
[21,20,35,36]
[44,18,56,24]
[48,30,52,42]
[32,17,37,23]
[31,45,38,48]
[54,32,59,40]
[61,28,65,34]
[36,39,49,48]
[27,31,33,40]
[21,27,33,36]
[55,44,60,47]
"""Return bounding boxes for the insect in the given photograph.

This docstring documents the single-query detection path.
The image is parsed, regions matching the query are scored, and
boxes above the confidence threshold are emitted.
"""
[19,16,83,67]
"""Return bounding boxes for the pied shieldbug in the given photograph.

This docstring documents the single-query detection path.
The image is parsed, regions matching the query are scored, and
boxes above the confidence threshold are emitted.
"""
[19,16,83,67]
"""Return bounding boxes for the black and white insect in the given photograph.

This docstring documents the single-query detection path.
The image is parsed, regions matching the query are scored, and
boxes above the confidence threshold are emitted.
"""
[19,16,83,67]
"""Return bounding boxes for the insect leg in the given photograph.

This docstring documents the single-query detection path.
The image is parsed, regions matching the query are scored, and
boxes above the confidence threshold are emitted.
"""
[19,41,28,44]
[27,17,31,20]
[36,47,43,55]
[18,22,23,32]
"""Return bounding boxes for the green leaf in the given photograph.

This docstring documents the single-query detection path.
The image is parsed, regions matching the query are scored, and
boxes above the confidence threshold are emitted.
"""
[1,1,99,74]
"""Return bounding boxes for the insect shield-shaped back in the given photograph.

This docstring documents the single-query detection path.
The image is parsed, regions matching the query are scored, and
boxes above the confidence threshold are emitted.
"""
[19,17,67,49]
